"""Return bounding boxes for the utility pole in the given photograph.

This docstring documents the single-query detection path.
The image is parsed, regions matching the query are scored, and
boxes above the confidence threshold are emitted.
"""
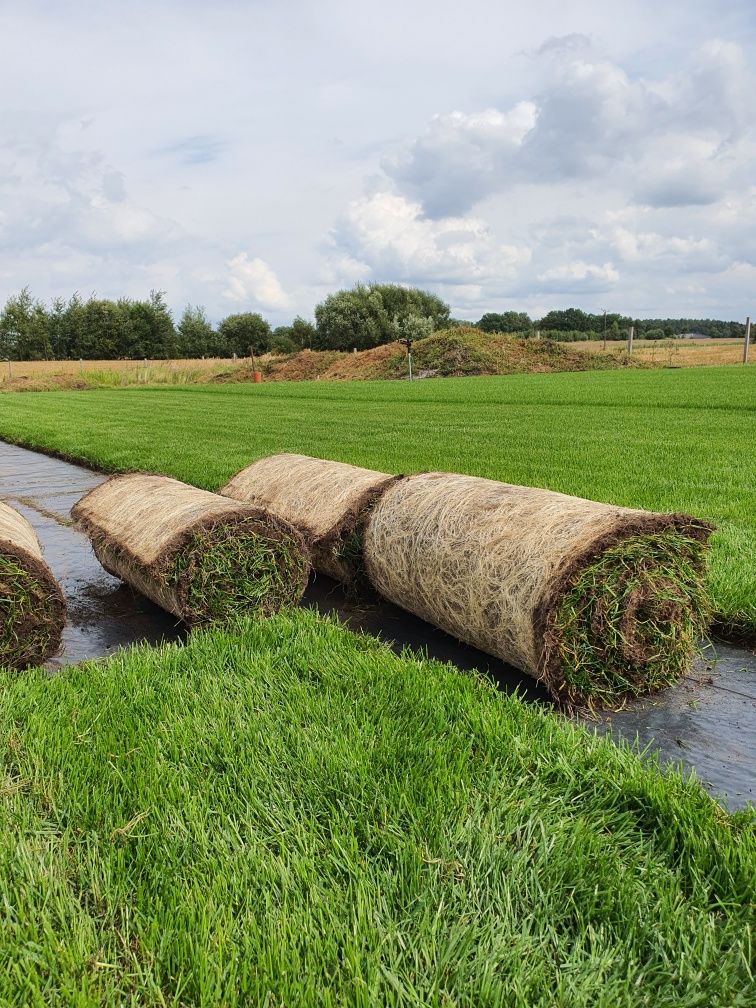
[402,337,413,380]
[627,325,634,354]
[602,309,607,351]
[744,317,751,365]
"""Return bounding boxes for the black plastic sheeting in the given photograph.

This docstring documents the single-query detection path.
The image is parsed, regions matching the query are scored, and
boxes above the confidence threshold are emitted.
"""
[1,440,753,810]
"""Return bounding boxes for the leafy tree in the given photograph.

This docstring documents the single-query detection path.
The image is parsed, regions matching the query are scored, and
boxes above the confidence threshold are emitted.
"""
[314,285,389,351]
[48,297,69,359]
[73,298,123,359]
[373,284,449,331]
[217,312,271,357]
[314,283,450,351]
[477,311,532,334]
[269,328,297,354]
[539,308,629,334]
[121,291,177,359]
[52,294,86,359]
[393,313,434,344]
[539,308,592,332]
[177,305,215,358]
[269,317,316,354]
[289,317,317,349]
[0,288,52,360]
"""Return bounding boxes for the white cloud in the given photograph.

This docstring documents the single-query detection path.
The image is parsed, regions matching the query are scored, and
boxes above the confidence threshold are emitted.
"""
[385,103,537,216]
[331,31,756,318]
[223,253,290,310]
[384,37,756,216]
[0,120,184,256]
[536,261,619,292]
[330,192,529,292]
[608,225,721,268]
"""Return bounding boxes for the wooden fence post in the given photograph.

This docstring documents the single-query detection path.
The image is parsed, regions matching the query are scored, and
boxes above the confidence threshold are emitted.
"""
[744,317,751,365]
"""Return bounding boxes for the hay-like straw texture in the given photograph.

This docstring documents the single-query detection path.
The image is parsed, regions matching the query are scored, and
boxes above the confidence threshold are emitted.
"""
[221,454,400,585]
[72,474,310,626]
[0,500,66,668]
[363,473,713,706]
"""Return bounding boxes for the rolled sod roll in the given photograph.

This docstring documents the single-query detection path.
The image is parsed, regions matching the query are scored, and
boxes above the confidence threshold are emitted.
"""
[0,500,66,669]
[221,454,401,585]
[363,473,714,706]
[72,474,310,627]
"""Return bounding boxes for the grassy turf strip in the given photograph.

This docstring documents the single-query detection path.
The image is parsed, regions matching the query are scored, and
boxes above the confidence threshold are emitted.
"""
[0,610,753,1006]
[0,555,56,668]
[553,532,710,706]
[0,367,752,632]
[166,522,309,626]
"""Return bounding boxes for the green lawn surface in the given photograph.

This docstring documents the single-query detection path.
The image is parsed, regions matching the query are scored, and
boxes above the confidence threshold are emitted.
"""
[1,612,753,1007]
[0,366,754,629]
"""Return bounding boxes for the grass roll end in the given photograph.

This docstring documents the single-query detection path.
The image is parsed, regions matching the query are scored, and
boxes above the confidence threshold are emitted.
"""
[540,521,713,707]
[165,512,311,627]
[0,517,66,670]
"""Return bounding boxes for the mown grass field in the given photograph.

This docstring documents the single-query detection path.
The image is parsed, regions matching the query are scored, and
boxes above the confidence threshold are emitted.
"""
[1,612,753,1006]
[0,366,753,631]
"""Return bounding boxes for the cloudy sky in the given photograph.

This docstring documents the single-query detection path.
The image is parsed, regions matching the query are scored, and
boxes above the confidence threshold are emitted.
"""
[1,0,754,324]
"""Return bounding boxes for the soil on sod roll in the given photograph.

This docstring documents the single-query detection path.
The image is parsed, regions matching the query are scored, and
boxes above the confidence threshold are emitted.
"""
[364,473,713,707]
[221,453,401,587]
[0,500,66,668]
[72,474,310,626]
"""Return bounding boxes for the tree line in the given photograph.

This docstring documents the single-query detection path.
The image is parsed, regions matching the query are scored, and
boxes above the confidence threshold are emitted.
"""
[0,284,448,361]
[0,285,748,361]
[0,289,293,362]
[477,308,747,340]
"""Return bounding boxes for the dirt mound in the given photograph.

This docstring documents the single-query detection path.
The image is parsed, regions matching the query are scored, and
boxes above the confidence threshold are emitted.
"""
[211,350,347,384]
[322,344,404,380]
[266,329,645,384]
[210,329,645,386]
[398,329,500,377]
[399,328,645,378]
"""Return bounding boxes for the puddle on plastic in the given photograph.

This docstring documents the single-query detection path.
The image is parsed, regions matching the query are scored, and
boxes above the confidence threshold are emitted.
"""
[1,440,753,810]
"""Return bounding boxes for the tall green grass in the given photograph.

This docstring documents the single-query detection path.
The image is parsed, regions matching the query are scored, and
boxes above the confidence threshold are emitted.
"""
[0,555,57,668]
[0,367,753,630]
[1,612,753,1006]
[167,521,309,624]
[552,531,711,704]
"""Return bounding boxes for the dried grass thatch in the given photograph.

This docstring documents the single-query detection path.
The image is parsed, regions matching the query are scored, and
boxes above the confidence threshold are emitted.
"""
[0,500,66,668]
[363,473,713,706]
[221,454,401,585]
[72,474,310,626]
